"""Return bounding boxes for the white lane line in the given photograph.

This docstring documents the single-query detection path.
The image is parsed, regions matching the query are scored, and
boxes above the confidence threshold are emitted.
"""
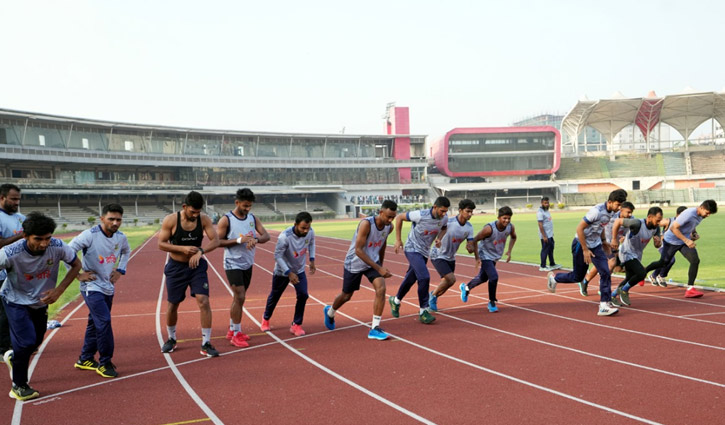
[206,259,437,425]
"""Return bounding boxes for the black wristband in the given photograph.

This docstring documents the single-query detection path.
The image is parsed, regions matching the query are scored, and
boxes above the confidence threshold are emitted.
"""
[199,247,205,255]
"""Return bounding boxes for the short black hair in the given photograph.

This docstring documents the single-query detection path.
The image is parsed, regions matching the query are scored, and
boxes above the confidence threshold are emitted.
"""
[22,212,56,236]
[621,202,635,211]
[647,206,663,217]
[701,199,718,214]
[676,206,687,215]
[0,184,20,198]
[295,211,313,225]
[381,200,398,211]
[459,199,476,211]
[608,189,628,203]
[434,196,450,208]
[102,203,124,216]
[184,191,205,209]
[498,206,513,217]
[541,196,549,202]
[236,188,256,203]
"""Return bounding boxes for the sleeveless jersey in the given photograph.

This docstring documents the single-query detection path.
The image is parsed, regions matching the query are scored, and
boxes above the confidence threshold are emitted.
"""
[404,208,448,257]
[479,221,512,261]
[170,211,203,247]
[223,211,257,270]
[0,209,25,282]
[344,216,392,273]
[619,218,660,262]
[430,216,474,262]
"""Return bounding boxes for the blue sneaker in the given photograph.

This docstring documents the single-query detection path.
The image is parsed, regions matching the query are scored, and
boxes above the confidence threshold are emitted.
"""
[428,292,438,311]
[367,326,389,340]
[459,283,469,303]
[323,305,335,330]
[487,301,499,313]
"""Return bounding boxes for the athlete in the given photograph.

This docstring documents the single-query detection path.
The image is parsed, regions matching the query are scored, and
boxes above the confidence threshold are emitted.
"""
[459,206,517,312]
[69,204,131,378]
[609,207,663,306]
[0,184,25,375]
[648,206,687,287]
[428,199,477,312]
[262,212,315,336]
[324,200,397,340]
[217,188,270,348]
[547,189,628,316]
[0,212,81,400]
[158,191,220,357]
[389,196,449,324]
[537,197,560,271]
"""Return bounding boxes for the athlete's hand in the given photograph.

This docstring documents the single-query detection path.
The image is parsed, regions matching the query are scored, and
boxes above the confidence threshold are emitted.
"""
[504,252,512,263]
[434,239,442,248]
[182,246,199,257]
[110,270,123,284]
[394,240,403,254]
[466,241,476,253]
[685,238,696,249]
[308,262,316,275]
[378,266,392,278]
[542,236,549,244]
[246,237,257,250]
[40,287,64,305]
[289,272,300,285]
[610,239,619,251]
[77,271,97,282]
[583,248,594,264]
[189,251,202,269]
[475,258,481,269]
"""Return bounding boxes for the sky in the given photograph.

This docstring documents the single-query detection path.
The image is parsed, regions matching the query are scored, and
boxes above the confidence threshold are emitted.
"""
[2,0,724,137]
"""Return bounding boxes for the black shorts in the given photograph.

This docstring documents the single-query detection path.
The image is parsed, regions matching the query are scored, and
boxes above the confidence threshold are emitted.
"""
[164,258,209,304]
[342,268,382,293]
[226,267,253,289]
[432,258,456,277]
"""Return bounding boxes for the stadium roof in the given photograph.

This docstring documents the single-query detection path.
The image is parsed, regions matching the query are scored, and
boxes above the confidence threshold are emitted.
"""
[561,89,725,152]
[434,180,559,193]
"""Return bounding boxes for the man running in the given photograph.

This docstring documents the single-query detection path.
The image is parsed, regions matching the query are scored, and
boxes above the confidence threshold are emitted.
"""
[648,206,687,287]
[459,206,516,313]
[217,188,269,348]
[324,200,397,340]
[0,184,25,374]
[158,191,220,356]
[389,196,450,324]
[428,199,477,312]
[537,197,560,272]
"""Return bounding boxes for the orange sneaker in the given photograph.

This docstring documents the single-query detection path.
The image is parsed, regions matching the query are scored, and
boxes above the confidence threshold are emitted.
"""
[260,319,271,332]
[685,287,704,298]
[230,333,250,348]
[290,323,306,336]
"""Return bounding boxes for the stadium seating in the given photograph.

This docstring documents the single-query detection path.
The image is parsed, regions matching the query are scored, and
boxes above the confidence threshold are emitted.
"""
[690,151,725,175]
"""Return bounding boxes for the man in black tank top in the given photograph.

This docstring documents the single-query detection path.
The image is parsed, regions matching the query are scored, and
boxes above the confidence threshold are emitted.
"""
[158,191,220,357]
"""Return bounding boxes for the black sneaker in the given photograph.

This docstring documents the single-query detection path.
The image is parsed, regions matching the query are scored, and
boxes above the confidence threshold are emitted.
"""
[96,362,118,378]
[74,358,99,371]
[200,342,219,357]
[9,383,39,401]
[161,338,177,353]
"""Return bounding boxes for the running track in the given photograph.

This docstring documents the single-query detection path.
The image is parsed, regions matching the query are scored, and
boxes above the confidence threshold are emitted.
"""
[3,231,724,424]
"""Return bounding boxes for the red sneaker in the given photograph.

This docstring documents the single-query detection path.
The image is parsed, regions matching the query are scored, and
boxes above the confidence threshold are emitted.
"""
[225,329,234,340]
[239,333,250,341]
[260,319,271,332]
[230,333,250,348]
[685,287,704,298]
[290,323,306,336]
[637,280,645,286]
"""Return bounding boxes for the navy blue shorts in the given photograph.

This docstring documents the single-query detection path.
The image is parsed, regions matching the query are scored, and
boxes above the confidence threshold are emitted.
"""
[164,258,209,304]
[342,268,382,293]
[432,258,456,277]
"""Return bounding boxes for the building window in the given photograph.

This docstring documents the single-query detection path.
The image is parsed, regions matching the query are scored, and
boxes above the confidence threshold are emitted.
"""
[39,135,46,146]
[82,138,89,149]
[124,140,133,151]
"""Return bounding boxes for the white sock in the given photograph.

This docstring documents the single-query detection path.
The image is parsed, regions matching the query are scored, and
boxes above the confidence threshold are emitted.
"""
[600,301,609,308]
[394,297,401,305]
[327,307,336,318]
[464,285,470,291]
[229,319,234,330]
[372,315,382,328]
[201,328,212,345]
[419,307,427,315]
[232,322,241,334]
[167,326,176,340]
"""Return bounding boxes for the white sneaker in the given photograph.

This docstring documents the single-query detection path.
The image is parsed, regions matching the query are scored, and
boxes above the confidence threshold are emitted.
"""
[547,272,557,293]
[539,266,549,272]
[551,264,562,270]
[657,276,667,288]
[597,302,619,316]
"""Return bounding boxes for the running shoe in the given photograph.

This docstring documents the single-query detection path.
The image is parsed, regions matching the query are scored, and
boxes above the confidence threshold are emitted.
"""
[3,350,12,379]
[367,326,389,341]
[290,323,306,336]
[648,274,661,287]
[487,301,499,313]
[9,384,39,401]
[96,362,118,378]
[597,302,619,316]
[685,287,704,298]
[388,296,400,318]
[550,264,562,270]
[539,266,549,272]
[260,318,271,332]
[323,305,336,330]
[658,276,667,288]
[230,333,250,348]
[619,290,631,306]
[225,329,234,340]
[419,309,436,324]
[459,283,469,302]
[74,358,99,371]
[577,280,588,297]
[547,272,557,293]
[161,338,177,353]
[610,295,623,307]
[637,280,645,286]
[428,292,438,311]
[200,342,220,357]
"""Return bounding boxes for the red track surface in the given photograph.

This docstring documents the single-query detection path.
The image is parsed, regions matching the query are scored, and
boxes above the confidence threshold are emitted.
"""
[3,232,724,424]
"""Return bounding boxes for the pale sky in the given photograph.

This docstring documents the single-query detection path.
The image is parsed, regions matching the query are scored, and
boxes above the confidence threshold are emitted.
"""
[2,0,724,136]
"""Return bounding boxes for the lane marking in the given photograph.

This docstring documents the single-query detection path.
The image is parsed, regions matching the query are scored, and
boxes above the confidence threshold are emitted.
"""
[159,418,211,425]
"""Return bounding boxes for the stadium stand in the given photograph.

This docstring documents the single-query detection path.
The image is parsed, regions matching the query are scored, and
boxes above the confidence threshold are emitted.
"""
[690,150,725,175]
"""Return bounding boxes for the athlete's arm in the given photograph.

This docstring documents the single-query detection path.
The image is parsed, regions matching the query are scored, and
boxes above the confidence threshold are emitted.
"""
[504,224,517,262]
[576,220,594,264]
[472,224,493,244]
[254,217,271,245]
[41,257,82,304]
[669,221,695,248]
[434,226,447,249]
[537,220,548,243]
[393,212,409,254]
[0,233,23,248]
[216,215,237,248]
[354,220,390,277]
[158,214,198,256]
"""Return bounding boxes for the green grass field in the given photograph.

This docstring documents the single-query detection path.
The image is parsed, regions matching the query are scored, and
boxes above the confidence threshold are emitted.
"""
[49,225,159,318]
[266,208,724,289]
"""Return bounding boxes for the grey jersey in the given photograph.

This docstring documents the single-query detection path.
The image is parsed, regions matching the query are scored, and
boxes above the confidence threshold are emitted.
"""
[404,208,448,257]
[344,216,392,273]
[0,238,77,308]
[536,207,554,239]
[0,209,25,282]
[430,216,474,262]
[274,226,315,276]
[664,207,702,245]
[577,203,615,249]
[479,221,512,261]
[69,225,131,296]
[619,219,660,262]
[223,211,257,270]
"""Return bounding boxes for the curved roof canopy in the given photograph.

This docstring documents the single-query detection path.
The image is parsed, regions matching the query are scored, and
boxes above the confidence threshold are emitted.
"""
[561,90,725,152]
